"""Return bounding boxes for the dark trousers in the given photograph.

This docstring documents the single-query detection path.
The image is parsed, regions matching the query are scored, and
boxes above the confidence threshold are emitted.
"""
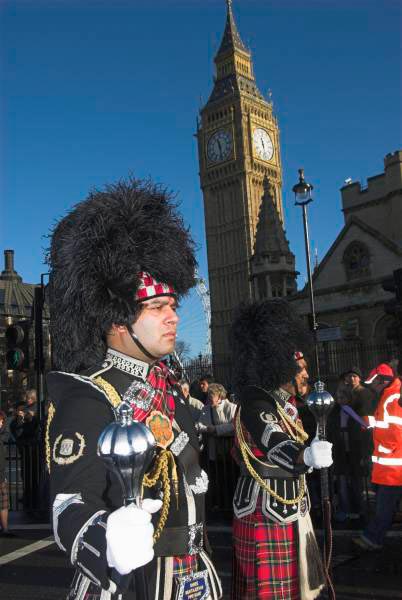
[364,483,402,546]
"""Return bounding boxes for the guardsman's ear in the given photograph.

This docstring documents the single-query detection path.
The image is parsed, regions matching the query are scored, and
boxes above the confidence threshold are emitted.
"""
[107,323,128,337]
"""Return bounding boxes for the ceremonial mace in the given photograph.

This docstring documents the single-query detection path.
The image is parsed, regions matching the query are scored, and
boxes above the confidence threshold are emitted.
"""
[98,401,156,600]
[306,380,335,600]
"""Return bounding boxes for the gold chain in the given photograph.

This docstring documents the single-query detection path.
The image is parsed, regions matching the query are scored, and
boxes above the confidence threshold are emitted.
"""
[235,410,306,506]
[45,402,56,473]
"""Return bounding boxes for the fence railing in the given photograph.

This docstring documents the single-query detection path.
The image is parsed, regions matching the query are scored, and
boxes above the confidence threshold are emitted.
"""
[182,341,398,391]
[315,340,397,382]
[5,441,48,513]
[181,354,213,383]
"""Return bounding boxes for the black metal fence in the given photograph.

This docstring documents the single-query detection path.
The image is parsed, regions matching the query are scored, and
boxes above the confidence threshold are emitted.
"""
[5,441,49,513]
[183,341,398,392]
[315,340,397,389]
[201,436,238,514]
[182,354,213,382]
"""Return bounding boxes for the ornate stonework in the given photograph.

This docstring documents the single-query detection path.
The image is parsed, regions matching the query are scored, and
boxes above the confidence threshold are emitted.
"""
[197,2,285,376]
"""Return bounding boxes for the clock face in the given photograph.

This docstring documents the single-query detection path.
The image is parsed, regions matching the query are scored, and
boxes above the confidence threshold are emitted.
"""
[253,128,274,161]
[207,129,233,164]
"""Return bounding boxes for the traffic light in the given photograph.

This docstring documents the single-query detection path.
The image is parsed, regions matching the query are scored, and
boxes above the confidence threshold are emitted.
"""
[5,320,31,371]
[382,268,402,343]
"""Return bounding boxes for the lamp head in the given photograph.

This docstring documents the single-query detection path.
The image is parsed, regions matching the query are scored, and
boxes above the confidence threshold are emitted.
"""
[293,168,313,205]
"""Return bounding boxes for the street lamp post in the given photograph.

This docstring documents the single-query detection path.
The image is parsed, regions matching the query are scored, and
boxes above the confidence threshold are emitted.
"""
[292,169,320,380]
[293,170,336,600]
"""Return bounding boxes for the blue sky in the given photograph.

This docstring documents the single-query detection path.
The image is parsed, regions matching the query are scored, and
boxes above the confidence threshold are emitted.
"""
[1,0,401,357]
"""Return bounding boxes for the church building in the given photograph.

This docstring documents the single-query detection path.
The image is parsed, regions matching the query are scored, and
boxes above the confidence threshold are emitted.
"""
[290,151,402,346]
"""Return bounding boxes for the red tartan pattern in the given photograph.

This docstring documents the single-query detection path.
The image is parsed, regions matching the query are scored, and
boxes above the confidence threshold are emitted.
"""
[232,502,300,600]
[130,361,176,423]
[173,553,198,577]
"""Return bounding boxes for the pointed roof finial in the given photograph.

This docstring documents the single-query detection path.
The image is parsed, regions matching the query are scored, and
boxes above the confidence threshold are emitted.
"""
[216,0,248,57]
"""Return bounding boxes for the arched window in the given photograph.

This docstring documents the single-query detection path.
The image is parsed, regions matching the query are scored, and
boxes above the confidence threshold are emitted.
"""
[342,241,371,280]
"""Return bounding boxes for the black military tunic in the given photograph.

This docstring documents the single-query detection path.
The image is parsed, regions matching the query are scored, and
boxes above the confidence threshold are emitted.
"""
[47,350,221,600]
[233,386,311,522]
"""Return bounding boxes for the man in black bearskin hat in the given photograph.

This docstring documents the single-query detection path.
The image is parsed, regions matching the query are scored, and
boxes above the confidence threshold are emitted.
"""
[230,299,332,600]
[46,178,222,600]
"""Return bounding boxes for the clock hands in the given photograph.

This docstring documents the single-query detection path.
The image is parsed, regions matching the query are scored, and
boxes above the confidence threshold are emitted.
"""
[207,130,232,163]
[217,138,223,160]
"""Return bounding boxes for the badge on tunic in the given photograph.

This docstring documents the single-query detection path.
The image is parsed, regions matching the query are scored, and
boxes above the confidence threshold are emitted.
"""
[145,410,174,449]
[52,432,86,465]
[260,411,278,424]
[174,570,210,600]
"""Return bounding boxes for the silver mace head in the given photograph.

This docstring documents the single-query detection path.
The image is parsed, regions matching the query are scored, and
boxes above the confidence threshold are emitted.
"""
[306,380,335,437]
[97,401,156,506]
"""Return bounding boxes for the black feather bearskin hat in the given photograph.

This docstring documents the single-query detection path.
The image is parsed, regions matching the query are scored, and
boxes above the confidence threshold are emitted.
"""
[47,177,197,373]
[230,299,312,392]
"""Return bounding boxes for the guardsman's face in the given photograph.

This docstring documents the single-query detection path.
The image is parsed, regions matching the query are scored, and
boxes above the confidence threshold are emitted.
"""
[295,358,309,397]
[132,296,179,359]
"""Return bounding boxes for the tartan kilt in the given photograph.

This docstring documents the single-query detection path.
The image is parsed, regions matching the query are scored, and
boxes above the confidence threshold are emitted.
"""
[231,502,300,600]
[0,480,9,510]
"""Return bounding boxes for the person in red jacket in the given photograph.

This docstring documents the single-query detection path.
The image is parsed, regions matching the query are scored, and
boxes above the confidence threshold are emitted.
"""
[353,363,402,551]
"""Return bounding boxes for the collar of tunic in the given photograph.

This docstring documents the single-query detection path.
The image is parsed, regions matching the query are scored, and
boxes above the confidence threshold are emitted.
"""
[105,348,150,381]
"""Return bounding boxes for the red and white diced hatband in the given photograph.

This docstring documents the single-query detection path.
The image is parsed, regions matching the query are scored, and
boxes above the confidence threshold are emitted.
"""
[135,271,176,301]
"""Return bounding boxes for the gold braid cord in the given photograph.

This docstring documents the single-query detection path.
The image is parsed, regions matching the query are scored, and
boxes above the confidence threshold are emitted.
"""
[275,401,309,443]
[143,449,177,542]
[93,375,176,542]
[93,376,122,409]
[235,410,306,506]
[45,402,56,473]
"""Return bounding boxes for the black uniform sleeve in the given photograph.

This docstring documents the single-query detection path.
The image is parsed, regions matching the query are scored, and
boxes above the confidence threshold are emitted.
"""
[240,391,309,475]
[48,372,119,591]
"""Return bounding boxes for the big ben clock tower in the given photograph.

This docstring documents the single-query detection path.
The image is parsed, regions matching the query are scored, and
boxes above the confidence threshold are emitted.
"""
[197,0,285,378]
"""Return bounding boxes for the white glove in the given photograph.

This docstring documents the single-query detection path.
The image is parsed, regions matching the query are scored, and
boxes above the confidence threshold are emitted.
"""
[106,498,162,575]
[303,439,333,469]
